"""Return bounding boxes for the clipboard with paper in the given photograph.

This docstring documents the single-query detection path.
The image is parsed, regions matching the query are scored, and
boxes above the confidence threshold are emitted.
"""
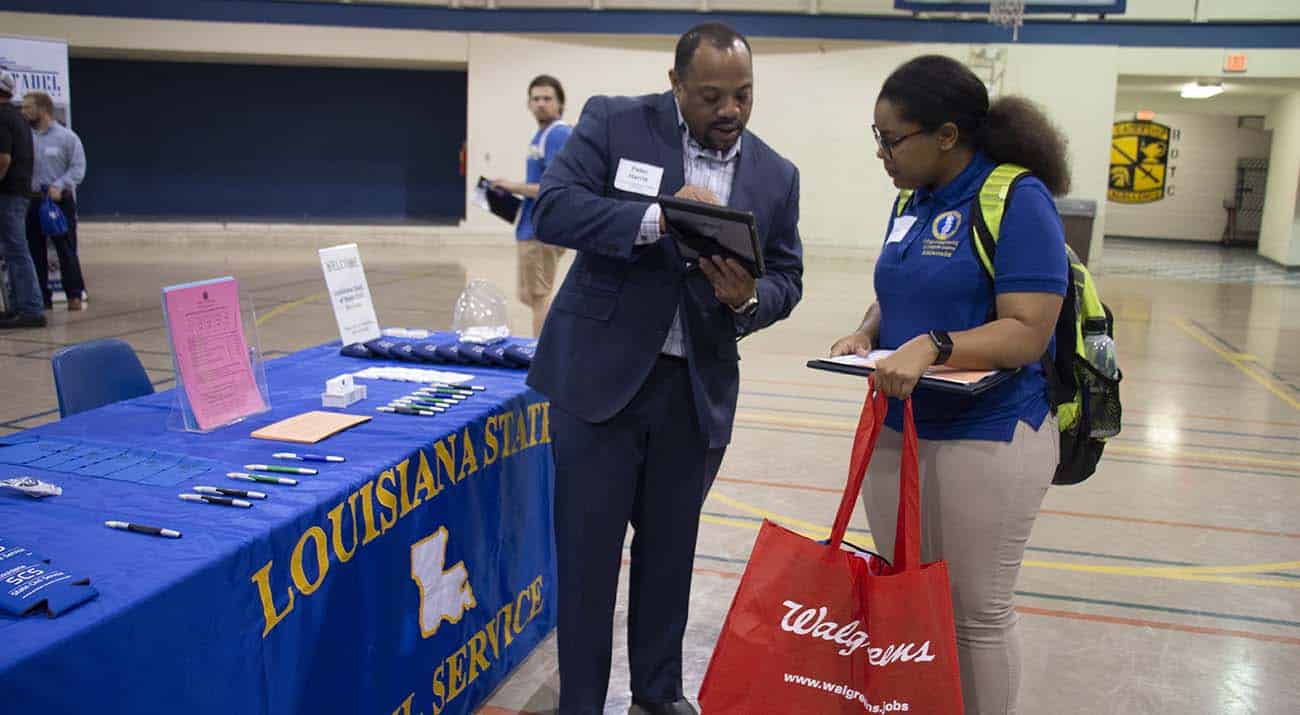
[806,351,1018,396]
[659,195,765,278]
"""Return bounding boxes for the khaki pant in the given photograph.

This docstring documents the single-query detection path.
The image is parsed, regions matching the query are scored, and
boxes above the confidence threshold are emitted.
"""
[517,238,565,306]
[863,416,1058,715]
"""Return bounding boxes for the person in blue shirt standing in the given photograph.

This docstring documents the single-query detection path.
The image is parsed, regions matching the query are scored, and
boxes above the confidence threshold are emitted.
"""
[492,75,573,336]
[830,55,1070,715]
[22,91,88,312]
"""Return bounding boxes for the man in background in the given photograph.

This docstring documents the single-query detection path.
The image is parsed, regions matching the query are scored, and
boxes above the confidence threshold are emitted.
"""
[23,90,87,311]
[492,74,572,336]
[0,69,45,329]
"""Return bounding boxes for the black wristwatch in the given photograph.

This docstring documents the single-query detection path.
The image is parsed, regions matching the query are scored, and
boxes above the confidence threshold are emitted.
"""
[928,330,953,365]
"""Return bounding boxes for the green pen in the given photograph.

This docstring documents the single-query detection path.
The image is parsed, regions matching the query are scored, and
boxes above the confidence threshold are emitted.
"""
[400,396,456,407]
[244,464,317,475]
[431,382,485,391]
[415,389,467,400]
[228,471,299,486]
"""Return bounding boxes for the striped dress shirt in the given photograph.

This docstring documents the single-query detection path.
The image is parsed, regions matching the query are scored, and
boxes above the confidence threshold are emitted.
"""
[638,105,741,357]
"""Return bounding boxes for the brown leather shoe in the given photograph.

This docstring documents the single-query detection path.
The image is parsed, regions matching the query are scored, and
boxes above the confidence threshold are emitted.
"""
[628,699,698,715]
[67,298,83,311]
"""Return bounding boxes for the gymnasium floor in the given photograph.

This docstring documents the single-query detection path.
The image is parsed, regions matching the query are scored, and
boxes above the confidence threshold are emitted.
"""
[2,227,1297,714]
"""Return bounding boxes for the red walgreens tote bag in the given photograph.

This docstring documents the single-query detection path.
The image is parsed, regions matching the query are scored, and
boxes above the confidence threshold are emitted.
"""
[699,381,963,714]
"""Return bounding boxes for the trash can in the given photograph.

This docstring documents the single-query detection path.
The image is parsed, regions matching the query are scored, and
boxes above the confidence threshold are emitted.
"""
[1055,198,1097,266]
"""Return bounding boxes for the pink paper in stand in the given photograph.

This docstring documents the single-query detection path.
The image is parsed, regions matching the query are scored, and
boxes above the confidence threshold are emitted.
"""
[163,278,266,430]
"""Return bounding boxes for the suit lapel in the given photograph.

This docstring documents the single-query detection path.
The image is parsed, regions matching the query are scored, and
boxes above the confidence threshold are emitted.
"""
[649,91,687,269]
[654,91,685,196]
[727,134,757,213]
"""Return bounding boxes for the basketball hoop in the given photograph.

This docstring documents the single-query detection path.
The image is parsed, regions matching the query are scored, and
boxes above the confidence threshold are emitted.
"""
[989,0,1026,41]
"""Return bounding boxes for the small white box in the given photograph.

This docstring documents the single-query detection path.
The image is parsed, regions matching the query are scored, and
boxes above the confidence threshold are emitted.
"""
[322,385,366,408]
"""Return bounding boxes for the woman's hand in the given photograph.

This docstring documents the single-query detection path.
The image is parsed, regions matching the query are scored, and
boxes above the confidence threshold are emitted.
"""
[830,330,873,357]
[872,335,939,399]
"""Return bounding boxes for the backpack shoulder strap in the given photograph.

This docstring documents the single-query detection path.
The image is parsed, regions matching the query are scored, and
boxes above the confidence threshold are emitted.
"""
[970,163,1032,281]
[893,189,914,217]
[537,120,569,160]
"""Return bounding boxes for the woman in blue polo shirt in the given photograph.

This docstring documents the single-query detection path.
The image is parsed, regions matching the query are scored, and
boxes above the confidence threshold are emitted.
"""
[831,55,1070,715]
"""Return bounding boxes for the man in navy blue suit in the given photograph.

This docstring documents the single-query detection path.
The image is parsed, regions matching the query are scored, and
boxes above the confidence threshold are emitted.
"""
[528,23,804,715]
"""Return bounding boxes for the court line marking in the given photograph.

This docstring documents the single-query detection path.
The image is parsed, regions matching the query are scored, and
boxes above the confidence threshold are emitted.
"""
[733,410,1300,475]
[1015,606,1300,647]
[1173,317,1300,411]
[1015,590,1300,629]
[1018,560,1300,588]
[1188,318,1300,391]
[743,379,1300,429]
[688,549,1300,630]
[742,411,1300,481]
[254,287,331,326]
[709,491,868,538]
[1100,456,1300,481]
[255,267,456,327]
[711,475,1300,540]
[739,397,1300,454]
[706,491,1299,588]
[700,511,1300,580]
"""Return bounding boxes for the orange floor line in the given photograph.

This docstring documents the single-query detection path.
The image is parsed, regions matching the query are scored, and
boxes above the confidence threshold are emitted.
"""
[1037,508,1300,540]
[716,475,842,494]
[1107,452,1300,477]
[1122,406,1300,430]
[713,476,1300,539]
[1017,606,1300,647]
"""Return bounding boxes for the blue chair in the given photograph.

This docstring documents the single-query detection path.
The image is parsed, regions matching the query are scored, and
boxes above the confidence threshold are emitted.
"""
[51,338,156,418]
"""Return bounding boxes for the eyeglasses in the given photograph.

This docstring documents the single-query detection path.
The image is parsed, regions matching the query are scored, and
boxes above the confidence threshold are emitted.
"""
[871,125,927,161]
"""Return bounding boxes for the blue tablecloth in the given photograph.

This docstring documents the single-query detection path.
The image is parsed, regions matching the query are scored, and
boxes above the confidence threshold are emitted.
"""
[0,343,556,714]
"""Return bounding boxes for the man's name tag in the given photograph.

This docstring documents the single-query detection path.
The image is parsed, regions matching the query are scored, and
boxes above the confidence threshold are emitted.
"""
[885,216,917,245]
[614,159,664,197]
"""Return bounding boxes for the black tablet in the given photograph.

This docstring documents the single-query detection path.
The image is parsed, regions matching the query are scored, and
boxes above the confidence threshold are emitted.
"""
[659,195,764,278]
[476,177,522,224]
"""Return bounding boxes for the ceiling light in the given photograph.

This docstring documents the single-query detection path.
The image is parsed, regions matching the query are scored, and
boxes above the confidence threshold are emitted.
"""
[1180,81,1225,99]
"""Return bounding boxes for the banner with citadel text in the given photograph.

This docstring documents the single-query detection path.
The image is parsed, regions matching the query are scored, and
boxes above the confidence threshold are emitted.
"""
[1,34,73,302]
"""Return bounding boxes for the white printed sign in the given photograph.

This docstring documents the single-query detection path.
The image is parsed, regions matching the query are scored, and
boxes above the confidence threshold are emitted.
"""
[319,243,381,345]
[0,35,72,123]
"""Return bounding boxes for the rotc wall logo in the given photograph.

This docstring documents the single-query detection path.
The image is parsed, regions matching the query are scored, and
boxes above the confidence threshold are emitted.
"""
[1109,120,1172,204]
[411,527,477,638]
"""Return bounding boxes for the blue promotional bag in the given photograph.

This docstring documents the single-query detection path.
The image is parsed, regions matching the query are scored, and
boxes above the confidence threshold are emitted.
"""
[38,193,69,237]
